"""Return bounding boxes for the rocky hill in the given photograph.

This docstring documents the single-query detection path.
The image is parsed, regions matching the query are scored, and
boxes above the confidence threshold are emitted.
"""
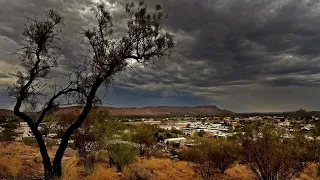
[0,109,14,117]
[55,105,233,116]
[0,105,233,117]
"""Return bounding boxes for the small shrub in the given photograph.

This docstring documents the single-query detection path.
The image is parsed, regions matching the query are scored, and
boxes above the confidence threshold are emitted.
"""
[62,157,82,180]
[83,153,96,175]
[149,149,163,158]
[128,167,152,180]
[95,149,109,163]
[107,142,139,172]
[241,125,310,180]
[179,138,241,180]
[170,149,178,156]
[22,137,37,147]
[0,117,19,141]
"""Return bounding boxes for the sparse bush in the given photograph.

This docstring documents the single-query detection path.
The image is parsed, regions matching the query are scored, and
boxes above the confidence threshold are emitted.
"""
[241,125,310,180]
[95,149,109,163]
[149,149,164,158]
[22,137,37,147]
[0,117,19,141]
[82,153,96,175]
[107,142,139,172]
[170,127,183,135]
[179,138,241,179]
[133,125,157,157]
[170,149,178,156]
[128,167,152,180]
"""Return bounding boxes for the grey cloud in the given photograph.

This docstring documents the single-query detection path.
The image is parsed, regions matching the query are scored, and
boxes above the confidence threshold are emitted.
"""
[0,0,320,112]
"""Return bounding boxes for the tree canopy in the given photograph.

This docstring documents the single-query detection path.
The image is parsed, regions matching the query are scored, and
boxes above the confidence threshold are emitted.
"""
[8,1,174,179]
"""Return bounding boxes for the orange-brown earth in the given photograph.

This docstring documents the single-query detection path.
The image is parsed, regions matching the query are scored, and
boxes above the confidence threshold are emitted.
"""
[0,142,319,180]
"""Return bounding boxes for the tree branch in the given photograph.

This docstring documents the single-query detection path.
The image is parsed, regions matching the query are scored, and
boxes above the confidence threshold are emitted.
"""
[35,87,79,127]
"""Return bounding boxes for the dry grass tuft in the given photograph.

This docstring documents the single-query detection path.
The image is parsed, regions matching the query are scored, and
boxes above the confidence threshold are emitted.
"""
[221,164,253,180]
[124,158,202,180]
[0,153,23,177]
[62,156,83,180]
[0,142,36,178]
[296,164,320,180]
[86,164,117,180]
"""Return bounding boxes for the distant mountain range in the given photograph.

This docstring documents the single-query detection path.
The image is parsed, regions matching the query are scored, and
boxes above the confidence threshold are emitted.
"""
[0,105,233,117]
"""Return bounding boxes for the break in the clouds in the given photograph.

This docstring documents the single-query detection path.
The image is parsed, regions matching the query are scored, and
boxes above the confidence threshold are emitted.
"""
[0,0,319,112]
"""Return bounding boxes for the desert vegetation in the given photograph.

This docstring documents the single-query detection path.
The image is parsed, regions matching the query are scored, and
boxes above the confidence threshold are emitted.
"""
[1,113,320,180]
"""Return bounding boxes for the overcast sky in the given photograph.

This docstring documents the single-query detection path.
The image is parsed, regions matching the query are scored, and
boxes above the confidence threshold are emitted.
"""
[0,0,320,112]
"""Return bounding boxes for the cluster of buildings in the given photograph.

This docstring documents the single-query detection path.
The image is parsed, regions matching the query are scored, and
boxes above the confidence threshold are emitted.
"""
[158,121,234,138]
[3,114,319,143]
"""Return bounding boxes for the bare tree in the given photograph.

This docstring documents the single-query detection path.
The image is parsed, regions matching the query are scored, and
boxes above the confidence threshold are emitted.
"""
[179,138,241,180]
[241,125,310,180]
[8,1,174,179]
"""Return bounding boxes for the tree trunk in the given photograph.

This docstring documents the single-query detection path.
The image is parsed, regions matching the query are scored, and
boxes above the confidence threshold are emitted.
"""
[52,138,67,177]
[52,79,102,178]
[29,126,54,179]
[52,103,96,177]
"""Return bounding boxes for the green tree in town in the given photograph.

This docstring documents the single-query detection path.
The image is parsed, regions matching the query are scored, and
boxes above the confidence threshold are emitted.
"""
[133,124,157,156]
[0,117,20,141]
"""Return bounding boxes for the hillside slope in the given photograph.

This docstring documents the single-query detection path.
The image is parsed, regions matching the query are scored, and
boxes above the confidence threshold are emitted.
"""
[55,105,233,116]
[0,105,233,117]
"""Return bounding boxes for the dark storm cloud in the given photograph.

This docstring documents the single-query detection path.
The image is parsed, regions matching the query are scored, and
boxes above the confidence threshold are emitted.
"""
[0,0,320,112]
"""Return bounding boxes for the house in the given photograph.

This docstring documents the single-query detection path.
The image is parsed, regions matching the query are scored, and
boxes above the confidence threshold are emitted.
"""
[278,121,290,127]
[182,128,196,136]
[164,137,187,144]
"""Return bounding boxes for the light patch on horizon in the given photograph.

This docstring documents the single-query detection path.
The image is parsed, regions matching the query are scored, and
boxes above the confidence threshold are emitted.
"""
[0,60,21,85]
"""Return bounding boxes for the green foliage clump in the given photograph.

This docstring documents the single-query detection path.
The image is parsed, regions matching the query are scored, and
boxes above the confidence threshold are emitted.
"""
[132,125,157,157]
[155,127,183,142]
[22,137,37,146]
[133,125,157,147]
[107,142,139,172]
[0,117,20,141]
[179,138,241,180]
